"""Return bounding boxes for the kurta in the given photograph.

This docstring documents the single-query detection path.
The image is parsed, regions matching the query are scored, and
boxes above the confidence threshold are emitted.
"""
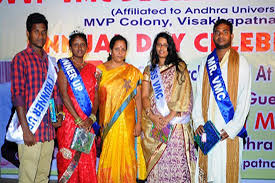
[192,50,251,183]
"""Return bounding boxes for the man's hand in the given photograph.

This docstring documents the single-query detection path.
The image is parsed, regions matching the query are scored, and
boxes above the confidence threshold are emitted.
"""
[23,129,36,146]
[220,129,229,141]
[195,125,205,136]
[52,115,62,128]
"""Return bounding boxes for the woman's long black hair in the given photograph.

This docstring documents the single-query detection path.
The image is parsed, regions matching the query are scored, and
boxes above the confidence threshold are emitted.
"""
[150,32,186,84]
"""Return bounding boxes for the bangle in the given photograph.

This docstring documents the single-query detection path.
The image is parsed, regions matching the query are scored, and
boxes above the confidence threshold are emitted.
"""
[145,108,151,116]
[57,112,65,120]
[89,113,97,123]
[74,117,82,125]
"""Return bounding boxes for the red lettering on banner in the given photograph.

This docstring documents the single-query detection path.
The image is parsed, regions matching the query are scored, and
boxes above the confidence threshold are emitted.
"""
[211,33,215,51]
[241,33,253,52]
[256,33,271,52]
[172,33,185,52]
[62,35,69,53]
[63,0,182,2]
[87,34,93,53]
[24,0,42,3]
[255,112,275,130]
[64,0,111,2]
[2,0,42,3]
[137,34,151,52]
[44,35,59,53]
[41,32,273,54]
[195,33,208,52]
[193,33,238,52]
[94,34,109,53]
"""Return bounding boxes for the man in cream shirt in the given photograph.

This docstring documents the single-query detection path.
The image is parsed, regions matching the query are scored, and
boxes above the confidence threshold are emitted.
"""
[192,19,251,183]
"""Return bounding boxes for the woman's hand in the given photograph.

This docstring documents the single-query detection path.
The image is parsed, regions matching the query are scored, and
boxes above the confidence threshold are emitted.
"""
[134,122,142,137]
[159,115,170,129]
[150,114,165,130]
[79,118,93,131]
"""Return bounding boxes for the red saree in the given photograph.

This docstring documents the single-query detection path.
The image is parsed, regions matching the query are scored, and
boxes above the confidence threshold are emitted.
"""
[57,63,97,183]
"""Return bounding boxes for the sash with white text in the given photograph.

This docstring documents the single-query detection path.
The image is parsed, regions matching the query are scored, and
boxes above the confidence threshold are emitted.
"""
[59,58,92,116]
[150,65,188,125]
[206,49,247,138]
[58,58,100,134]
[6,56,57,144]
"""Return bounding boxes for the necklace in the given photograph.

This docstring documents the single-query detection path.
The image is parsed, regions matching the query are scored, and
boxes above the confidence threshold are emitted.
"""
[71,57,85,70]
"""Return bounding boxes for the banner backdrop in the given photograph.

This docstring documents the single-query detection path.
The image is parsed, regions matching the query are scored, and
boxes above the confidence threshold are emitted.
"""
[0,0,274,180]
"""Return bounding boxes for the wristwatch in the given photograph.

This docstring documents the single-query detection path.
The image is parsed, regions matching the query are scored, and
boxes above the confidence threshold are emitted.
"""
[57,112,65,120]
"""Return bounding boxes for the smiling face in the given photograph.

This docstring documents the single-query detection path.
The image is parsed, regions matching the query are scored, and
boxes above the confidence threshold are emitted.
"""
[110,40,127,63]
[70,36,87,58]
[156,37,169,60]
[27,23,47,50]
[213,23,233,49]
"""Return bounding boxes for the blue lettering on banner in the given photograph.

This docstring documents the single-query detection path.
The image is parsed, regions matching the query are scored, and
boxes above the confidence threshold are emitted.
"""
[152,80,164,99]
[111,8,167,17]
[84,18,115,27]
[59,58,92,117]
[150,69,158,80]
[28,116,38,130]
[72,79,83,91]
[156,93,164,99]
[151,70,164,100]
[120,18,170,28]
[177,16,275,27]
[212,75,226,101]
[31,77,54,118]
[63,59,77,81]
[188,65,201,81]
[33,108,41,117]
[35,102,44,112]
[207,56,217,76]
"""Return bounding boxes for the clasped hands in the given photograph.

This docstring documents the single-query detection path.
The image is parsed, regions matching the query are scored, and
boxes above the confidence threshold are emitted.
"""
[151,114,169,130]
[75,117,94,131]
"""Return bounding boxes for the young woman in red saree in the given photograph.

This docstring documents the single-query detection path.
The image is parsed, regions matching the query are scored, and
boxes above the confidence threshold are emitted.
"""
[56,31,98,183]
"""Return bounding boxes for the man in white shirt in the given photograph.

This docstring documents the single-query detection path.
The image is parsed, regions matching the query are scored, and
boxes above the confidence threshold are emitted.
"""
[192,19,251,183]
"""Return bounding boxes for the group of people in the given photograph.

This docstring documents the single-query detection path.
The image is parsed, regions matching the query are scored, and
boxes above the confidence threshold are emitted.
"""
[9,12,251,183]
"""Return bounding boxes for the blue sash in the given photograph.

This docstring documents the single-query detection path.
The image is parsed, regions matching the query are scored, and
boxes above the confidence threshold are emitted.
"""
[59,58,100,134]
[206,49,247,138]
[102,79,141,141]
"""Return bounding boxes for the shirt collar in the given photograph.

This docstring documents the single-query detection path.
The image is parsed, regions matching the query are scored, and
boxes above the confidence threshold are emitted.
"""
[26,44,48,61]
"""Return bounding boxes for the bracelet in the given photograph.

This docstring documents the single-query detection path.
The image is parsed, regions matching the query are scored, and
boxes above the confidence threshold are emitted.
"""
[57,112,65,120]
[89,113,97,123]
[145,108,151,116]
[74,117,82,125]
